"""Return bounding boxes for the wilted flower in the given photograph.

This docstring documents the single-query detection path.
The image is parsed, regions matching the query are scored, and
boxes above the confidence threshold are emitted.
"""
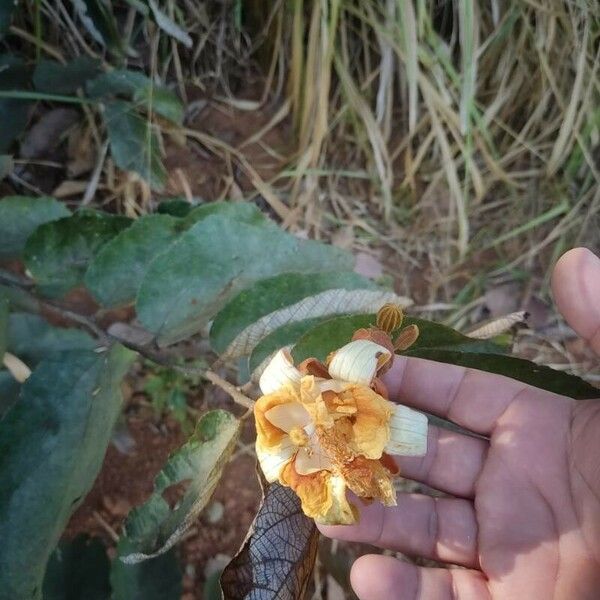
[254,312,428,525]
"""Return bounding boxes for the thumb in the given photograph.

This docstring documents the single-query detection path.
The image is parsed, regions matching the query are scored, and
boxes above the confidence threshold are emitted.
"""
[552,247,600,355]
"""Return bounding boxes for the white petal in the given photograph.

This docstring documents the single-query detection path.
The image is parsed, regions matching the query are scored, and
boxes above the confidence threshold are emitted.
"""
[328,339,391,385]
[265,403,311,433]
[295,438,332,474]
[256,440,295,483]
[2,352,31,383]
[385,404,428,456]
[259,348,301,394]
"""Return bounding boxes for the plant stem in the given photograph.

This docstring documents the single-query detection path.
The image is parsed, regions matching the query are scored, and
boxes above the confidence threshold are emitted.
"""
[0,269,255,410]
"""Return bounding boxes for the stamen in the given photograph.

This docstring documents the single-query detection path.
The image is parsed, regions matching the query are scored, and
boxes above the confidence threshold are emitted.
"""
[289,426,310,447]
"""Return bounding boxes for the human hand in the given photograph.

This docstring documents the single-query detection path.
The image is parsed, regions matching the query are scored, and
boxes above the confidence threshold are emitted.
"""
[319,247,600,599]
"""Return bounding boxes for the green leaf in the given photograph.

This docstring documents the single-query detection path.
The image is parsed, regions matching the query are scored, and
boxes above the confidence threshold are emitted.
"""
[33,57,101,95]
[0,154,13,179]
[119,409,240,562]
[148,0,192,48]
[0,345,135,600]
[210,271,377,355]
[7,312,95,365]
[0,1,16,37]
[23,210,131,297]
[85,203,262,308]
[137,214,354,345]
[292,314,504,363]
[0,98,30,153]
[88,70,183,124]
[404,348,599,400]
[156,198,193,216]
[72,0,124,55]
[220,483,319,600]
[0,294,8,359]
[42,535,111,600]
[0,196,70,258]
[248,316,329,375]
[0,369,20,419]
[85,214,181,307]
[0,53,30,149]
[111,541,182,600]
[104,101,167,190]
[291,314,598,400]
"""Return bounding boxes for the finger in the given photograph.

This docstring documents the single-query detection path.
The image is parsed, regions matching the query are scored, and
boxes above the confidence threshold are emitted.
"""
[552,247,600,355]
[396,424,487,498]
[383,355,532,435]
[350,554,490,600]
[319,493,479,568]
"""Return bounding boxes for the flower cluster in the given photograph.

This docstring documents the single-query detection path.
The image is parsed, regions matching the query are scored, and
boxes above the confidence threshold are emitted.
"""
[253,306,428,525]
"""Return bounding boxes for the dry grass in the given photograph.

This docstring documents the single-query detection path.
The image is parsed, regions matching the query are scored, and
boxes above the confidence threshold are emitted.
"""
[4,0,600,374]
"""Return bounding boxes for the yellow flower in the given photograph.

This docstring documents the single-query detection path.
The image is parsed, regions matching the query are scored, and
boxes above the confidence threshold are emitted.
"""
[254,338,428,525]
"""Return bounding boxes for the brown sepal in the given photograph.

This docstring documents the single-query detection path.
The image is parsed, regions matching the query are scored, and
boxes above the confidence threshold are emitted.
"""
[297,357,331,379]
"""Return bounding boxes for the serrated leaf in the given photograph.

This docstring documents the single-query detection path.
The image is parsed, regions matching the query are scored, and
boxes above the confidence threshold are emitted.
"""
[23,210,131,297]
[248,316,328,375]
[220,482,319,600]
[88,70,183,124]
[119,409,240,562]
[224,288,411,362]
[0,345,135,600]
[85,203,263,308]
[42,535,111,600]
[0,196,70,258]
[136,214,354,345]
[72,0,124,55]
[7,312,95,364]
[33,57,101,94]
[104,100,167,190]
[210,271,380,355]
[148,0,192,48]
[111,540,182,600]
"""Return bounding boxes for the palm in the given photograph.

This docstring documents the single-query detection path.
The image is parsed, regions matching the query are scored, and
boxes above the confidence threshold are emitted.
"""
[477,394,600,597]
[319,248,600,599]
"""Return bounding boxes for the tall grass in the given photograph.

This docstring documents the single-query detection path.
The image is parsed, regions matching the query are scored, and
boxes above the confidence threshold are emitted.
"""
[256,0,599,265]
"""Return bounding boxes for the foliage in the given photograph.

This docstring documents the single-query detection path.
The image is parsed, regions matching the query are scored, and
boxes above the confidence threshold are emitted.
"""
[0,193,596,599]
[1,0,599,596]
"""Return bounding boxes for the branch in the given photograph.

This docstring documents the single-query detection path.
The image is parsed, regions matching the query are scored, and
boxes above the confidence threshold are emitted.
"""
[0,269,255,410]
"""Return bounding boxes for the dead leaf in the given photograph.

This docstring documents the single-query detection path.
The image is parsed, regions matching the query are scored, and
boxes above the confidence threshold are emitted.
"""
[20,108,79,159]
[220,482,319,600]
[52,180,90,198]
[67,125,96,177]
[467,311,528,339]
[484,283,520,317]
[354,251,384,279]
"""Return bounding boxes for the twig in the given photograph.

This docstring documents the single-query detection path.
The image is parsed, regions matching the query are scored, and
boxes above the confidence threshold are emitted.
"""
[0,269,256,410]
[92,511,120,543]
[203,370,255,410]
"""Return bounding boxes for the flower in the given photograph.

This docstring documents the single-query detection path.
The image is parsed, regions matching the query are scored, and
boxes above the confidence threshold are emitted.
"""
[254,318,428,525]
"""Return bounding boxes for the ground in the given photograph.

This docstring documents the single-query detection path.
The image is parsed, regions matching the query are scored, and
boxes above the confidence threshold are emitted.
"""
[6,79,599,600]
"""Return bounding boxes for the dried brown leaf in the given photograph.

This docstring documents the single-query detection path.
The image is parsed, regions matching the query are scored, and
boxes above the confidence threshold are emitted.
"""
[467,311,528,339]
[220,482,319,600]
